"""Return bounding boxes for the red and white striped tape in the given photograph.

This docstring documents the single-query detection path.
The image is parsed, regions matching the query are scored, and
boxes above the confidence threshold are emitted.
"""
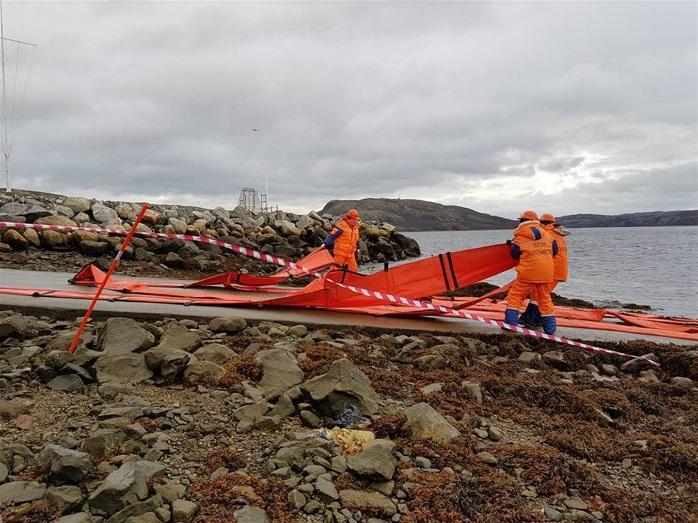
[0,220,660,367]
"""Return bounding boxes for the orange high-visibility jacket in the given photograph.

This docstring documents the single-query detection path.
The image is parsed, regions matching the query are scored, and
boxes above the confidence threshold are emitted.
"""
[511,221,555,283]
[545,224,568,282]
[331,218,360,258]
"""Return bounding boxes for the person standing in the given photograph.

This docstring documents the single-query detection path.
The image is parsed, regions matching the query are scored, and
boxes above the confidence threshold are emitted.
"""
[540,213,568,292]
[520,213,568,326]
[323,209,361,271]
[504,210,558,334]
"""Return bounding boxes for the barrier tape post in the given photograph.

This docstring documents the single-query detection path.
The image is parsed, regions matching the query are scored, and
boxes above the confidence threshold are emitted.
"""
[67,203,150,353]
[0,218,662,365]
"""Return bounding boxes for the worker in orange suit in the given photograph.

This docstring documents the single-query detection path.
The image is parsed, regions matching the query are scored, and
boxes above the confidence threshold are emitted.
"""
[521,213,569,326]
[540,213,568,291]
[504,210,558,334]
[323,209,361,271]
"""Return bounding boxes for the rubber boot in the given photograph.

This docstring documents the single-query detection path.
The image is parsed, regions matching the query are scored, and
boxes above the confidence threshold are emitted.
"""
[504,308,520,328]
[520,302,541,327]
[540,316,557,335]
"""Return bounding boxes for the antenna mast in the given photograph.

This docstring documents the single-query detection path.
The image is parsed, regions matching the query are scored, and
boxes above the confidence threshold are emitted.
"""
[1,0,9,193]
[0,0,37,193]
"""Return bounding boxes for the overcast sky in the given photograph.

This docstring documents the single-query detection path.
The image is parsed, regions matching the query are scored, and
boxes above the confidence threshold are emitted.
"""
[3,1,697,217]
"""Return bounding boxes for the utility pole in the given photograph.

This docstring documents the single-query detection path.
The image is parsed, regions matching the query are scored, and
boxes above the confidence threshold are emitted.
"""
[0,0,37,193]
[1,0,9,193]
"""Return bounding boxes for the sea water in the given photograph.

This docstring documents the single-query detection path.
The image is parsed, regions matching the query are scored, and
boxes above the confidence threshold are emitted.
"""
[368,226,698,318]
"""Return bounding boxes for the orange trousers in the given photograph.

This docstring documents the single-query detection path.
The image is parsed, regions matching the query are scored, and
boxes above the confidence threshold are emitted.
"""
[506,279,555,315]
[334,252,358,271]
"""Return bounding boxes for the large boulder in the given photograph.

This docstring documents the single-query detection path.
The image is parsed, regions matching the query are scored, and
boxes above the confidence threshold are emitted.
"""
[81,429,127,458]
[402,402,461,444]
[183,361,225,385]
[0,315,27,339]
[273,220,301,236]
[192,343,235,366]
[144,324,200,370]
[35,215,77,227]
[41,229,66,248]
[1,229,28,250]
[0,481,47,506]
[97,318,155,355]
[301,358,379,416]
[339,489,397,517]
[91,203,119,224]
[347,439,396,480]
[254,349,304,391]
[37,444,94,483]
[208,316,247,333]
[0,201,51,221]
[95,354,153,384]
[87,460,164,515]
[62,197,91,214]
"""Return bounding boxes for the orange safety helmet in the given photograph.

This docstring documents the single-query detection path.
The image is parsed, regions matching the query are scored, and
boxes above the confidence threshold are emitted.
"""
[346,209,360,220]
[540,213,555,224]
[518,210,538,222]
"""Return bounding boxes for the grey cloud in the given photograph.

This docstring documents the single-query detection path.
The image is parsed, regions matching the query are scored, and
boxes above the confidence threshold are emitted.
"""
[2,1,695,216]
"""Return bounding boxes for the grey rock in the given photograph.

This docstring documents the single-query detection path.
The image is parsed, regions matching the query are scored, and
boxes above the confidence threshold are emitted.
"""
[37,444,94,483]
[255,349,304,391]
[402,402,461,444]
[0,315,27,339]
[153,481,186,503]
[87,460,164,515]
[544,505,563,521]
[518,351,541,364]
[315,476,339,501]
[96,354,153,384]
[413,354,447,371]
[172,499,198,523]
[347,439,396,480]
[0,481,47,506]
[160,350,195,383]
[56,514,91,523]
[45,350,76,370]
[233,505,269,523]
[92,203,120,223]
[339,489,397,517]
[461,381,483,404]
[183,360,225,385]
[81,429,127,458]
[208,316,247,333]
[193,343,235,366]
[477,451,498,465]
[98,318,155,354]
[302,358,379,416]
[46,485,84,514]
[158,324,201,352]
[621,353,657,373]
[47,374,85,392]
[62,197,92,213]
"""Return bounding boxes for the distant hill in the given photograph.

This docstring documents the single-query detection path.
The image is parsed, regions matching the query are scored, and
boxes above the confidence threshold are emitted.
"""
[557,210,698,228]
[320,198,516,231]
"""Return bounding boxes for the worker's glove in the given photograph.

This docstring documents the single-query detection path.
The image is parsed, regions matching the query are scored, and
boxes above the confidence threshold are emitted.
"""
[322,236,335,248]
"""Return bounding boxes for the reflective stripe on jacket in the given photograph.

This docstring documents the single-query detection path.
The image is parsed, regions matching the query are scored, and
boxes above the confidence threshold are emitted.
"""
[511,221,555,283]
[545,224,568,282]
[332,218,360,258]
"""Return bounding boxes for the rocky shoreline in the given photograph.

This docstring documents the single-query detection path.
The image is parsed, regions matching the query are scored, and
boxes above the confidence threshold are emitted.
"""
[0,191,421,276]
[0,310,696,522]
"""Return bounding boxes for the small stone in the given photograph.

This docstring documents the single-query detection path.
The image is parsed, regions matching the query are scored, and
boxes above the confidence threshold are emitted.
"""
[315,476,339,501]
[414,457,431,469]
[300,410,323,428]
[289,489,307,509]
[518,351,541,364]
[172,499,198,523]
[564,496,588,510]
[233,505,269,523]
[544,505,563,521]
[477,451,498,465]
